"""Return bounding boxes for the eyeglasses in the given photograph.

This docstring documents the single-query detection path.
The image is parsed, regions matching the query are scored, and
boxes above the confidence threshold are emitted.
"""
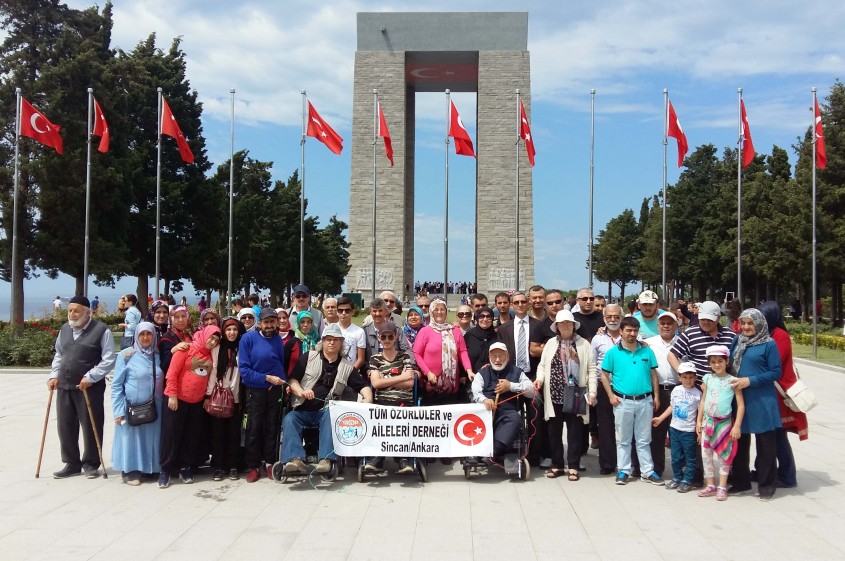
[604,314,621,319]
[457,312,472,318]
[546,299,563,305]
[578,296,596,302]
[512,299,528,305]
[323,337,342,343]
[337,308,352,314]
[477,315,493,320]
[383,299,395,304]
[379,333,396,341]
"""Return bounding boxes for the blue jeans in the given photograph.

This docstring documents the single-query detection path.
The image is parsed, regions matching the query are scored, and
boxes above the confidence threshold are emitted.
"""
[669,427,698,484]
[775,428,797,486]
[281,408,335,463]
[613,396,655,477]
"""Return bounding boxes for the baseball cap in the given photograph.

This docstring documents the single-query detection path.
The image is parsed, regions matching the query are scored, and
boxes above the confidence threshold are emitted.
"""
[638,290,658,304]
[292,284,310,296]
[489,342,508,353]
[322,323,343,339]
[698,301,721,321]
[678,362,697,374]
[705,344,730,358]
[657,309,677,322]
[258,308,278,321]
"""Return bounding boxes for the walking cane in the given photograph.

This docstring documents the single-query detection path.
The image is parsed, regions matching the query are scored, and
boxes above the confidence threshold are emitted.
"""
[35,388,54,478]
[81,386,108,479]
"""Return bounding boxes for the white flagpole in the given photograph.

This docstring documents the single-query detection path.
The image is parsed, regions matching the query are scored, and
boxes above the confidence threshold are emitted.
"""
[10,87,22,324]
[662,89,668,301]
[515,89,521,292]
[736,88,743,306]
[84,88,93,298]
[300,90,306,286]
[811,87,818,358]
[155,87,162,300]
[589,89,596,288]
[444,89,451,301]
[227,88,235,315]
[372,90,378,301]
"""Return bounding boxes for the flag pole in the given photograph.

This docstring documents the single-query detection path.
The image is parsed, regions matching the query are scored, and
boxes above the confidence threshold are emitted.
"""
[372,89,378,302]
[10,87,21,324]
[444,89,451,302]
[811,87,818,358]
[736,87,743,306]
[589,89,596,289]
[300,90,306,286]
[662,89,668,301]
[83,88,94,298]
[155,87,162,300]
[227,88,235,315]
[515,89,521,292]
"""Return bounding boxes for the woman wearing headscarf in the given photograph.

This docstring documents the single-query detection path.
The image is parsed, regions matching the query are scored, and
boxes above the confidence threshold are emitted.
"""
[464,307,497,373]
[207,317,245,481]
[402,305,425,348]
[413,298,475,405]
[159,325,221,488]
[294,310,319,353]
[758,301,808,488]
[111,322,163,486]
[159,306,193,375]
[147,300,170,338]
[728,308,782,501]
[201,308,222,329]
[276,308,301,375]
[535,310,597,480]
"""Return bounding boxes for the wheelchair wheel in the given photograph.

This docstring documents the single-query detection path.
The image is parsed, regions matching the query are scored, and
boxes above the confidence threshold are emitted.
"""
[357,462,365,482]
[320,461,338,482]
[463,463,471,480]
[271,461,284,482]
[417,458,428,483]
[518,458,530,481]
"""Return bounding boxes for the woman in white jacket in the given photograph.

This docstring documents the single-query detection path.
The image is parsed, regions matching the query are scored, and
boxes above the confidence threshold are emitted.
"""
[535,310,597,480]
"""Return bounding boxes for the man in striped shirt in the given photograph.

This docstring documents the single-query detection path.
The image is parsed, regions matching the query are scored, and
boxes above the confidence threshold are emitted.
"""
[667,301,736,385]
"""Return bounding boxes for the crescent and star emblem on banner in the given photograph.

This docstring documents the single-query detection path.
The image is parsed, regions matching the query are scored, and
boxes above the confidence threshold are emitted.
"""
[453,413,486,446]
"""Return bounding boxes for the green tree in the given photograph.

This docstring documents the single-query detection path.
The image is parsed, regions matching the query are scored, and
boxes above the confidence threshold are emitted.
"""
[593,208,639,302]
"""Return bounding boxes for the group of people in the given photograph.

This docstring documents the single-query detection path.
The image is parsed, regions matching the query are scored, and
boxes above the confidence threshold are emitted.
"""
[45,284,809,502]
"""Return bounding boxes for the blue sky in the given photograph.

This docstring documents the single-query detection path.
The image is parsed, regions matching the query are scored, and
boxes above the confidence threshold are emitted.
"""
[3,0,843,317]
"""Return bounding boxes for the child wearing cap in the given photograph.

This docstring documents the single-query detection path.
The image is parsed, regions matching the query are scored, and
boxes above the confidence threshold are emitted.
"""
[696,345,745,501]
[652,361,701,493]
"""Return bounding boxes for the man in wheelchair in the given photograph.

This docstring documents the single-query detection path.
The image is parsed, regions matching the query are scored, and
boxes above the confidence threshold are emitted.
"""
[282,323,373,474]
[470,342,535,461]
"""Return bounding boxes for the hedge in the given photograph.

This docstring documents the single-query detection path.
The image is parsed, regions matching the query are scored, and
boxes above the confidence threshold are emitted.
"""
[792,333,845,351]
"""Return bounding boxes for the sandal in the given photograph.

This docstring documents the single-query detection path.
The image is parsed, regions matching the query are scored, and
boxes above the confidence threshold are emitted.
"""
[545,469,565,479]
[567,470,580,481]
[698,485,717,497]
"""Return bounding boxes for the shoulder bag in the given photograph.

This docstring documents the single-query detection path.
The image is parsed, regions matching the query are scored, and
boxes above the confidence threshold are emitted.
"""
[126,354,158,426]
[204,362,235,418]
[775,361,818,413]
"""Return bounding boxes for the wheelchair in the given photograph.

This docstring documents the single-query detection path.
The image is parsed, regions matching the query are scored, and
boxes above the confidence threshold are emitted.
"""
[461,395,534,480]
[271,393,341,484]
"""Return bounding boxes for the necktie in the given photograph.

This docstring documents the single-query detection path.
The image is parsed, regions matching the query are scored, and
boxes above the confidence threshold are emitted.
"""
[517,319,528,372]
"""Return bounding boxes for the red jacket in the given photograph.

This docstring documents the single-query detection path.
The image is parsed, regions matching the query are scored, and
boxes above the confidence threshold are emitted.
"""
[771,327,809,440]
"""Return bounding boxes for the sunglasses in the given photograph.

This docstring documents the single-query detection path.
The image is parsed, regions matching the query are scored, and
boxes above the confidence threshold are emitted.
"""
[295,293,309,298]
[379,333,396,341]
[578,296,596,302]
[419,304,430,309]
[512,300,528,305]
[546,299,563,305]
[457,312,472,318]
[337,308,352,314]
[477,315,493,320]
[383,298,395,304]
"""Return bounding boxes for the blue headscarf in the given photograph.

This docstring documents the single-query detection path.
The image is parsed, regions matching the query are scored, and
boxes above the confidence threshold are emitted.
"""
[404,306,424,346]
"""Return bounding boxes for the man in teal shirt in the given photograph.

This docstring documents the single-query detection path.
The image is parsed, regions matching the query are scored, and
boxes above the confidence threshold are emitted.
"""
[601,316,662,486]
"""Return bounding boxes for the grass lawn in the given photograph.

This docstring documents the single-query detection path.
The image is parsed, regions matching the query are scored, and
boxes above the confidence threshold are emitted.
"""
[792,342,845,369]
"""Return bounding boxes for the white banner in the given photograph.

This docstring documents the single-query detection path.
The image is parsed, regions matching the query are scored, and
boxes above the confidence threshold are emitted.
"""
[328,401,493,458]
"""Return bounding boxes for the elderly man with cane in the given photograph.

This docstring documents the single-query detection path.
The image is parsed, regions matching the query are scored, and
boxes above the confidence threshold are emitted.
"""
[46,295,116,479]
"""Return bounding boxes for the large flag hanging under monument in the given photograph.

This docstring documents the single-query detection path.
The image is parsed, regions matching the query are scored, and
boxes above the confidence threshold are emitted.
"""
[161,97,194,164]
[519,99,535,166]
[377,101,393,166]
[815,98,827,169]
[740,99,755,169]
[307,101,344,155]
[448,100,475,157]
[92,97,109,153]
[20,97,63,154]
[667,100,688,168]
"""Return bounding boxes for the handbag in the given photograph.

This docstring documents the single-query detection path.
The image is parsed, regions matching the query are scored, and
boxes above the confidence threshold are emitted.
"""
[775,362,817,413]
[205,360,236,419]
[561,384,587,415]
[126,355,158,426]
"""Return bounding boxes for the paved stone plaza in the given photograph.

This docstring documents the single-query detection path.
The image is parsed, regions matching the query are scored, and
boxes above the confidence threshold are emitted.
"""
[1,361,843,561]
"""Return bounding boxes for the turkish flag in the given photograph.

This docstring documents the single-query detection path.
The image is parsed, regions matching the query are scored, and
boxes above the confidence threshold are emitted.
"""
[19,98,63,154]
[667,100,688,168]
[161,97,194,164]
[740,99,755,169]
[306,101,343,155]
[815,98,827,169]
[378,102,393,166]
[92,97,109,153]
[519,99,535,166]
[449,100,475,157]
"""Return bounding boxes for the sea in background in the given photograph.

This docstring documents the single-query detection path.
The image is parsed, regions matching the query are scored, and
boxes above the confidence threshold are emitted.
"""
[0,272,205,322]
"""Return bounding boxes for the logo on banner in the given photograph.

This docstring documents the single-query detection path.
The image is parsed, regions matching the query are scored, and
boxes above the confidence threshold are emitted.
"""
[453,413,486,446]
[335,411,367,446]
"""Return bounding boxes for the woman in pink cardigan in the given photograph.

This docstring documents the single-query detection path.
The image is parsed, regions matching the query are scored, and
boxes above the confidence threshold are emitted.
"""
[413,299,475,406]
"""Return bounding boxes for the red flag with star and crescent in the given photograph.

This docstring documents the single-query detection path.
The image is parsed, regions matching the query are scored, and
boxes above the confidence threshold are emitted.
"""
[19,97,63,154]
[815,98,827,169]
[740,99,755,169]
[519,99,535,166]
[449,100,475,157]
[667,100,688,168]
[378,101,393,166]
[306,101,344,155]
[161,97,194,164]
[93,97,109,153]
